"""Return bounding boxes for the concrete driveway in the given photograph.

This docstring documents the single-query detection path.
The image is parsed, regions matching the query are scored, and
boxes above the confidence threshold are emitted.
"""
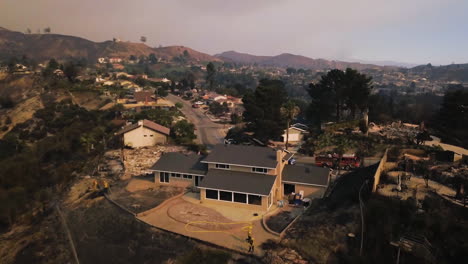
[167,94,226,148]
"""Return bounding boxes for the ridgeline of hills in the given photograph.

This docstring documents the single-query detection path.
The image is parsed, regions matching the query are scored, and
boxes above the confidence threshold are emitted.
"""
[1,26,468,81]
[0,27,221,63]
[215,50,397,71]
[409,63,468,82]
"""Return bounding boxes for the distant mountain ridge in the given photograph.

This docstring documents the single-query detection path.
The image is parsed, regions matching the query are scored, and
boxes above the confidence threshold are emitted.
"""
[215,50,396,71]
[0,27,221,63]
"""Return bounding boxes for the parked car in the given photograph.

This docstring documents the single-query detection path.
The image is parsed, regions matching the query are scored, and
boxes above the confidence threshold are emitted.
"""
[192,104,199,108]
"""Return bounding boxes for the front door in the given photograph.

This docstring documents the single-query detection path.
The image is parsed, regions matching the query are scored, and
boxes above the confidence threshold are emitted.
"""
[160,172,169,183]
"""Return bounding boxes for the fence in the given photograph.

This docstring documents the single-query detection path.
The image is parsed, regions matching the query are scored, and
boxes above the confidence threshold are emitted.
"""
[372,149,388,192]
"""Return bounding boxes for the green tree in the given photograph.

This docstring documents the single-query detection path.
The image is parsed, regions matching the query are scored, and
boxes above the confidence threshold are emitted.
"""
[175,102,183,109]
[63,62,79,82]
[171,120,196,145]
[140,36,147,43]
[206,62,216,90]
[243,79,287,141]
[434,89,468,148]
[0,96,15,109]
[343,68,373,119]
[286,67,297,75]
[43,27,51,34]
[308,68,372,128]
[230,113,242,124]
[48,59,59,70]
[281,100,300,149]
[148,53,158,64]
[209,102,229,116]
[156,88,169,97]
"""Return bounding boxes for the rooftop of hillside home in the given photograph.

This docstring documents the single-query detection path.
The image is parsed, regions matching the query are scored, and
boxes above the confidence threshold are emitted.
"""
[149,152,207,175]
[116,119,170,136]
[201,144,280,168]
[199,169,277,196]
[282,164,330,187]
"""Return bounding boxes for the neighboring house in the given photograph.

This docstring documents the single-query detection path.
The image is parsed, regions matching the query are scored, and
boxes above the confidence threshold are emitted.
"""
[281,123,309,143]
[103,81,115,86]
[53,69,65,77]
[134,91,156,103]
[109,57,123,63]
[116,119,170,148]
[149,144,330,211]
[148,77,171,83]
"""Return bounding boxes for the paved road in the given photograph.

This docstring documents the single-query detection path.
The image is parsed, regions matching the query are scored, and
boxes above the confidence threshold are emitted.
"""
[167,94,226,148]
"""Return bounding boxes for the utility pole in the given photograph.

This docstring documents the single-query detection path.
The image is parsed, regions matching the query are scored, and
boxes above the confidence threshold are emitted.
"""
[359,179,369,256]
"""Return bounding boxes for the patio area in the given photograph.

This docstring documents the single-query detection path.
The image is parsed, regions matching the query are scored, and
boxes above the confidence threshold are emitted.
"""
[137,192,280,256]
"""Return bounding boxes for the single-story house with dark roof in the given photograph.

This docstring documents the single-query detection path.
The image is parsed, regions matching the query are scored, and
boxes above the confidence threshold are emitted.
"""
[282,164,330,199]
[116,119,170,148]
[150,152,206,188]
[148,144,330,211]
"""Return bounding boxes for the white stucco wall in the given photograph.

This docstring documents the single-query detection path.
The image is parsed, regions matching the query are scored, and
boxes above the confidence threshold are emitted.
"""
[123,126,167,148]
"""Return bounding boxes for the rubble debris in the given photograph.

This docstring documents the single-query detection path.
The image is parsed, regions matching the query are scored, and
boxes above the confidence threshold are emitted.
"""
[122,145,189,179]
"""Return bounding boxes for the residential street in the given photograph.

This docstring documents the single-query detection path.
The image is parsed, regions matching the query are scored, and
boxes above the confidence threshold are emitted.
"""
[167,94,226,148]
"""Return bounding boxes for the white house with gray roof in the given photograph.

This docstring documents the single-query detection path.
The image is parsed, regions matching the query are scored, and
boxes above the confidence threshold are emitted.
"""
[149,144,330,211]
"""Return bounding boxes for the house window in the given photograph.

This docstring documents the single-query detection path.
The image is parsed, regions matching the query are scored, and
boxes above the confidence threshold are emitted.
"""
[206,189,218,200]
[171,173,181,178]
[248,195,262,205]
[182,174,193,179]
[219,191,233,201]
[215,164,230,169]
[252,167,268,173]
[234,193,247,203]
[150,135,153,137]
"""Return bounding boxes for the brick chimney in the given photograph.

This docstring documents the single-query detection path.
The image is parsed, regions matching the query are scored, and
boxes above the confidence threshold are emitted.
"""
[276,149,285,199]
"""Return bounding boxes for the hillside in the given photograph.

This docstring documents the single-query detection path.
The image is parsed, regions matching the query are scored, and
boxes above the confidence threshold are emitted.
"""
[0,27,219,63]
[152,46,222,62]
[216,50,394,71]
[409,63,468,82]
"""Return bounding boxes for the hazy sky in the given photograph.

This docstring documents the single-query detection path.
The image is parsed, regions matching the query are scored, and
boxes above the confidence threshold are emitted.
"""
[1,0,467,65]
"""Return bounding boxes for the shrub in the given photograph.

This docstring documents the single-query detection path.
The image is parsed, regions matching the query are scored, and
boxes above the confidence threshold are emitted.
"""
[177,248,231,264]
[0,96,15,109]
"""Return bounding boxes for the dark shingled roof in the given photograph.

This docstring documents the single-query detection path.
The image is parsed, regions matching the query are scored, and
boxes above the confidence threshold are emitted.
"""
[282,164,330,187]
[199,169,276,196]
[202,144,278,168]
[149,152,207,175]
[116,119,170,136]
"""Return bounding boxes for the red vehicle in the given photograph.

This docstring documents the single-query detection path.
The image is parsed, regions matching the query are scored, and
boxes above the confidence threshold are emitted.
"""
[315,154,361,170]
[192,104,199,108]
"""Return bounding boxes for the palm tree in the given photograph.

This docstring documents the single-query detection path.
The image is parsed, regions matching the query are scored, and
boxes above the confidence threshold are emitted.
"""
[281,100,300,150]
